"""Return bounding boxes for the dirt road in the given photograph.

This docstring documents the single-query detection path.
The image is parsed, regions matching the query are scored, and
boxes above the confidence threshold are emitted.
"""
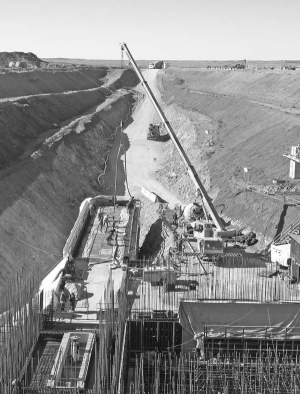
[117,70,182,208]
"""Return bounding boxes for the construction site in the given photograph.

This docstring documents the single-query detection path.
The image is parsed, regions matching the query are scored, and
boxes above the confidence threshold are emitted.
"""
[1,41,300,394]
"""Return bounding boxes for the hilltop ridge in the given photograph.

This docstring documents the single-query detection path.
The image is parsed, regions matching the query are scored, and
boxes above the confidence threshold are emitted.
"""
[0,51,46,67]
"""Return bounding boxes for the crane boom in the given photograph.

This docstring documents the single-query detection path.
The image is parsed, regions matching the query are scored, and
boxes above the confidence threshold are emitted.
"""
[120,43,224,231]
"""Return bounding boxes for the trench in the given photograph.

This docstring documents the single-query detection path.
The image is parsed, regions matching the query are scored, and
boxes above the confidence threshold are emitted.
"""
[139,219,164,259]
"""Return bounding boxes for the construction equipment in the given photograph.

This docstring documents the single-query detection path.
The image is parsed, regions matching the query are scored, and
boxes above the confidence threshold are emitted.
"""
[224,59,246,69]
[182,219,225,255]
[120,43,225,232]
[120,43,229,258]
[149,60,163,69]
[235,59,246,69]
[148,123,160,140]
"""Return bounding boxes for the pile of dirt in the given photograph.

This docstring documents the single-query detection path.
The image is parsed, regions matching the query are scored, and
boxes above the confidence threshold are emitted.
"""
[0,51,45,67]
[157,68,300,245]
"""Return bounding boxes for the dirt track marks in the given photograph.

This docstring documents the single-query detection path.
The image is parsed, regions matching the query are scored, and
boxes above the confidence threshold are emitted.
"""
[190,89,300,116]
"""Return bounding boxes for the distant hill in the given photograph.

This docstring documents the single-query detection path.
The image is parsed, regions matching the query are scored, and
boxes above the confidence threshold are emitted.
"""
[42,58,137,67]
[0,52,47,67]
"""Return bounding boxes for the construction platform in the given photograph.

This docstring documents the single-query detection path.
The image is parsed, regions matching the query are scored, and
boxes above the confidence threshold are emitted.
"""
[51,200,140,326]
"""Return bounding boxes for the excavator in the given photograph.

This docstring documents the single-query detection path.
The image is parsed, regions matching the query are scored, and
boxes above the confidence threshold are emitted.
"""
[120,43,240,256]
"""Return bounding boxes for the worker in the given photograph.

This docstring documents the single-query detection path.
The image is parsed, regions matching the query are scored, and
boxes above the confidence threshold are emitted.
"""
[173,211,178,226]
[102,214,109,231]
[177,237,183,252]
[12,379,21,394]
[69,293,76,311]
[60,291,67,311]
[97,209,103,229]
[126,197,135,212]
[107,228,116,246]
[194,332,205,359]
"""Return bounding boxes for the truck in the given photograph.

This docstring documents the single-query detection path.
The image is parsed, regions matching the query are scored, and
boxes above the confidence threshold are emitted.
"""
[149,60,164,69]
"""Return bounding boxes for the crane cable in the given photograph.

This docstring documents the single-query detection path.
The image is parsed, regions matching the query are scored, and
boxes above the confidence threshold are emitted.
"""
[76,69,114,95]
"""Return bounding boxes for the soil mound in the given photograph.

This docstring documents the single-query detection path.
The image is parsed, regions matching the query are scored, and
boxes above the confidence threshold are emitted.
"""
[0,68,108,99]
[0,51,45,67]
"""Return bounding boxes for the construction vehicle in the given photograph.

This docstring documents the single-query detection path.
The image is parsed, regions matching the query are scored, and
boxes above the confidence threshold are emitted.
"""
[234,59,246,69]
[224,59,246,69]
[121,43,226,256]
[148,123,160,140]
[149,60,163,69]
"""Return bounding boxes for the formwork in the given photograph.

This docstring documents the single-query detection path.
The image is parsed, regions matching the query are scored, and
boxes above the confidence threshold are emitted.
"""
[121,254,300,393]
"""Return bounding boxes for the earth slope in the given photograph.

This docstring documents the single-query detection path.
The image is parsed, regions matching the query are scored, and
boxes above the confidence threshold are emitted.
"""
[0,67,139,288]
[156,68,300,244]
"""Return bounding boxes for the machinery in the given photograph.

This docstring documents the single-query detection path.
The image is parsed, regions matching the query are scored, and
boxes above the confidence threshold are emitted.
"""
[148,123,160,140]
[120,43,226,256]
[224,59,246,69]
[234,59,246,69]
[149,60,163,69]
[120,43,224,231]
[121,43,225,255]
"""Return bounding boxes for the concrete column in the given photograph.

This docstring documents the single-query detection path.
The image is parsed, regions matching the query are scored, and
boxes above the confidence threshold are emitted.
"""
[289,146,300,179]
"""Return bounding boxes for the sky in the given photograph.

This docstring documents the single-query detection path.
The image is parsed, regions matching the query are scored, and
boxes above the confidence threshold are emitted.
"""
[1,0,300,60]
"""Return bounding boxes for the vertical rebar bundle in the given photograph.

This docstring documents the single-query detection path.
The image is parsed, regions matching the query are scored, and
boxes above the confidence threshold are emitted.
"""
[94,270,129,394]
[128,352,300,394]
[0,267,40,394]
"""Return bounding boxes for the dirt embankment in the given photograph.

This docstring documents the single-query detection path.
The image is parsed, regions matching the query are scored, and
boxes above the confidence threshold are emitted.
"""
[157,68,300,244]
[0,68,139,288]
[0,68,107,98]
[0,69,139,168]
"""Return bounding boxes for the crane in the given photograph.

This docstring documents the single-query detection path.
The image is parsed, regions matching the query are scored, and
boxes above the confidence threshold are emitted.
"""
[120,42,225,231]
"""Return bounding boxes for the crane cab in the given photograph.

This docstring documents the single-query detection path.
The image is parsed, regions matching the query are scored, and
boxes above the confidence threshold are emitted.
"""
[185,220,224,256]
[191,220,215,239]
